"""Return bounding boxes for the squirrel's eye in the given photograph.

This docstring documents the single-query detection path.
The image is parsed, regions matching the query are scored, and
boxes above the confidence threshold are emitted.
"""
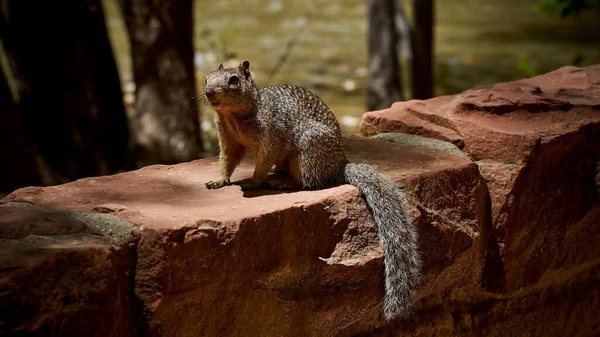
[229,76,239,85]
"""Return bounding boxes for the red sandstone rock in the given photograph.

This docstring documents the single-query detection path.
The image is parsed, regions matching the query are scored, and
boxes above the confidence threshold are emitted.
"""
[0,202,140,336]
[360,65,600,164]
[1,135,494,337]
[2,65,598,337]
[359,65,600,336]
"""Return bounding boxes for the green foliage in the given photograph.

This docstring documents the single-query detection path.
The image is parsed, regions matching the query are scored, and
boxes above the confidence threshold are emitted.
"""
[570,51,585,66]
[517,57,538,77]
[537,0,600,17]
[516,52,585,78]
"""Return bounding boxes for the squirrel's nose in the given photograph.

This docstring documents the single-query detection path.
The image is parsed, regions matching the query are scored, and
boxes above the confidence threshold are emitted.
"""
[205,87,216,97]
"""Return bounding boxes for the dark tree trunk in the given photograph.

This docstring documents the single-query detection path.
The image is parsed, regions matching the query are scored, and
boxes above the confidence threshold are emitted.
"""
[0,46,42,192]
[394,0,412,96]
[0,0,129,185]
[367,0,404,111]
[121,0,202,167]
[393,1,412,59]
[411,0,435,99]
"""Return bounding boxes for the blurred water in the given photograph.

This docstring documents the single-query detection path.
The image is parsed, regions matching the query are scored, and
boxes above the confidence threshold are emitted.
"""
[102,0,600,150]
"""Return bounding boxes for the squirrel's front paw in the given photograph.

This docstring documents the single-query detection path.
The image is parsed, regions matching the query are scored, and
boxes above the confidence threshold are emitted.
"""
[205,178,231,189]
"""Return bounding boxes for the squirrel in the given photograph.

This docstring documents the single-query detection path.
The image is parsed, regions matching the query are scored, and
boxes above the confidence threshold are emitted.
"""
[203,60,421,320]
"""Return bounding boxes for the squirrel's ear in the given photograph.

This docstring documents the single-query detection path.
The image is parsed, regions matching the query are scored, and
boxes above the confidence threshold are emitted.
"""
[218,62,224,70]
[239,60,251,79]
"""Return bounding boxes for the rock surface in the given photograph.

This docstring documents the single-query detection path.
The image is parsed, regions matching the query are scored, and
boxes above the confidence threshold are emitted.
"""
[1,135,496,337]
[0,202,140,336]
[360,64,600,336]
[1,64,598,337]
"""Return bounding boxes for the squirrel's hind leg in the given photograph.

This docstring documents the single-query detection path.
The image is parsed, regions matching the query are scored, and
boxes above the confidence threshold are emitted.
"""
[294,126,345,189]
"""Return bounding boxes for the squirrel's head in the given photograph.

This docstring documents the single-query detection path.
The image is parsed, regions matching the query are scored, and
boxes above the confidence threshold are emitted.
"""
[204,60,256,114]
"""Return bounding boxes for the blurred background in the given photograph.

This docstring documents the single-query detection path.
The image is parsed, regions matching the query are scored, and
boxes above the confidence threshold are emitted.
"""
[1,0,599,196]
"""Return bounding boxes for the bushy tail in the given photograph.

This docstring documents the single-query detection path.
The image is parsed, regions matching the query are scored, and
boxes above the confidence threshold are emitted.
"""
[344,162,421,320]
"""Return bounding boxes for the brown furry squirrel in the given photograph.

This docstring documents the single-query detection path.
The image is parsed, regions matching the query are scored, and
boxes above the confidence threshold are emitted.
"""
[203,60,421,320]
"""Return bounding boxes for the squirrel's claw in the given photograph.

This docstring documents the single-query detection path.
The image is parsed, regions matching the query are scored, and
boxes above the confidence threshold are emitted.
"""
[205,178,231,189]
